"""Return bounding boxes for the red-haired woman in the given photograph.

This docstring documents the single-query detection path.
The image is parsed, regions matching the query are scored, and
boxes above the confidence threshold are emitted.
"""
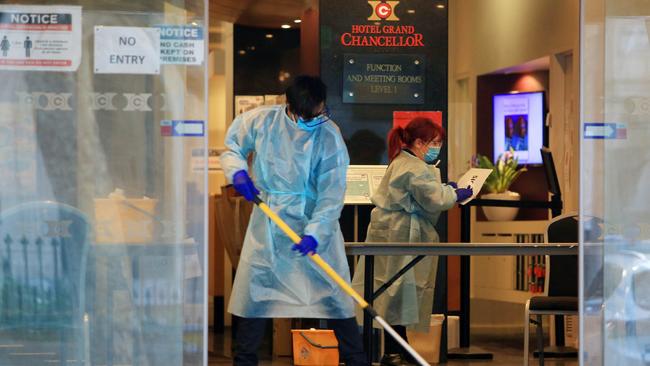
[352,117,472,365]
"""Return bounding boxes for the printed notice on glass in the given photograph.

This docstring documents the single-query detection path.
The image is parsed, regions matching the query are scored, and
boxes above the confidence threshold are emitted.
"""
[156,25,204,65]
[456,168,493,205]
[345,165,388,204]
[0,5,82,71]
[94,26,160,74]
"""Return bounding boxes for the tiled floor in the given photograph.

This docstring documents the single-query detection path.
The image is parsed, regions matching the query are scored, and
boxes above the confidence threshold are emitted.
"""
[208,328,579,365]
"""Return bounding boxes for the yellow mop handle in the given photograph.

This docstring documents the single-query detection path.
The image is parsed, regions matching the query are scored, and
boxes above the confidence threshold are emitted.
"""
[253,197,431,366]
[256,201,369,307]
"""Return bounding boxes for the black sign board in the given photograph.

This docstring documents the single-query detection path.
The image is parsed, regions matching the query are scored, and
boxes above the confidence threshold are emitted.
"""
[342,53,425,104]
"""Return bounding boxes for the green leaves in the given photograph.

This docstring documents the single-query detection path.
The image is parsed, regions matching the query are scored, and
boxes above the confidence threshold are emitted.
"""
[472,148,526,194]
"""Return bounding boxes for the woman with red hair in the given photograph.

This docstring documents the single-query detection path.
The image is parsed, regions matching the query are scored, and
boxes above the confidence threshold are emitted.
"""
[352,117,472,365]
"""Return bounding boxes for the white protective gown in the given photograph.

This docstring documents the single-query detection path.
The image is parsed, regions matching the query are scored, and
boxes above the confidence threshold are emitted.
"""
[352,150,457,330]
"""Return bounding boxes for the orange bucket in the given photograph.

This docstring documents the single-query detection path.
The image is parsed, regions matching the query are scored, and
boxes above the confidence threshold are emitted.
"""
[291,329,339,365]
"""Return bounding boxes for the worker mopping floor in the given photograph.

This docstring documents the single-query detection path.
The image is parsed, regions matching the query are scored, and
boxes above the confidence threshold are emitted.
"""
[252,195,430,366]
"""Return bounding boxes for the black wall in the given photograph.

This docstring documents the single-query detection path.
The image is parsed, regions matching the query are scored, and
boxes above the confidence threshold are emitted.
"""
[234,25,301,95]
[320,0,449,241]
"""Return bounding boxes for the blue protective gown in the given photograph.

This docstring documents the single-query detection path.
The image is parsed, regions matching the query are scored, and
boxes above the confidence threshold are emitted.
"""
[351,150,457,330]
[220,105,354,319]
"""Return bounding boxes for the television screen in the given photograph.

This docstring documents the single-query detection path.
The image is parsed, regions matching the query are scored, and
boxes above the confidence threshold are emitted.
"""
[493,91,545,165]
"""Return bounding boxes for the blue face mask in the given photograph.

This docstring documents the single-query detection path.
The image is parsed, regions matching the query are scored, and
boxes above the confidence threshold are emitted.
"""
[297,115,327,131]
[424,147,441,164]
[295,106,331,132]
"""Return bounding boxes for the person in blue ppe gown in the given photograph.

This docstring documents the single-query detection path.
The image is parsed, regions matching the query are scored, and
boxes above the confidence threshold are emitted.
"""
[351,118,472,366]
[220,75,367,366]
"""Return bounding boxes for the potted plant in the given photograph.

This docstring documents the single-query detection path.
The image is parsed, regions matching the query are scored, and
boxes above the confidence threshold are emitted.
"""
[473,149,527,221]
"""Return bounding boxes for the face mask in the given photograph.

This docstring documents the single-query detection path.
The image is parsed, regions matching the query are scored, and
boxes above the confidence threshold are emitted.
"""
[296,115,327,131]
[293,106,331,132]
[423,146,441,164]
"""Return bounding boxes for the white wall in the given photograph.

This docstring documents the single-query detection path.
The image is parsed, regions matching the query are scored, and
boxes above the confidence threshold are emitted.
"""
[208,21,234,193]
[448,0,580,332]
[448,0,580,212]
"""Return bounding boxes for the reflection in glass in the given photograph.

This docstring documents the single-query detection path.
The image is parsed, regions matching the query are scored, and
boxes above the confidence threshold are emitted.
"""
[0,2,207,365]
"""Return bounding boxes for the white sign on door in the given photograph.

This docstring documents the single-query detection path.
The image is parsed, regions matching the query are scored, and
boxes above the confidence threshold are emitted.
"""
[0,5,82,72]
[94,26,160,75]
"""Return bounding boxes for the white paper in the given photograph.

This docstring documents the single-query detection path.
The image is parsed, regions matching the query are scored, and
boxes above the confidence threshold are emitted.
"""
[264,94,286,105]
[456,168,493,205]
[184,252,202,280]
[0,5,82,72]
[345,172,371,204]
[345,165,388,205]
[94,26,161,74]
[235,95,264,116]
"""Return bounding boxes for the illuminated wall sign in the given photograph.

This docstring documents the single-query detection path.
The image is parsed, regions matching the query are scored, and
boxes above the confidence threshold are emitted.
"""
[342,53,425,104]
[340,24,424,47]
[367,1,400,21]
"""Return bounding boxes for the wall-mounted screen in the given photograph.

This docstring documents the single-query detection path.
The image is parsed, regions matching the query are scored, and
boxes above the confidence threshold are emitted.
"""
[493,91,545,165]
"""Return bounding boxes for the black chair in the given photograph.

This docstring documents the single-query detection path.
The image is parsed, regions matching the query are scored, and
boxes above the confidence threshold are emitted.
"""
[523,213,603,365]
[523,213,579,366]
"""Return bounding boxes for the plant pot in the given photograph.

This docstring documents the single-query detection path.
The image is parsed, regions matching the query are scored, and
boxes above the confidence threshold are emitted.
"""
[481,191,521,221]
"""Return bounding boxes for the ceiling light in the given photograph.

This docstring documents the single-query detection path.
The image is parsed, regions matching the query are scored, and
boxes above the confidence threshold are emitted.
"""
[265,33,274,39]
[294,19,302,24]
[407,9,415,14]
[281,24,291,29]
[436,4,445,9]
[238,50,246,55]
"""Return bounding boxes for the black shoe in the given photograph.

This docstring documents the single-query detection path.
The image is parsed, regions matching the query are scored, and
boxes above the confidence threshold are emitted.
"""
[380,353,417,366]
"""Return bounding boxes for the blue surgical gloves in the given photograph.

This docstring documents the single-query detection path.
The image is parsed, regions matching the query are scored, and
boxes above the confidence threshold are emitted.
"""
[448,181,458,189]
[232,169,318,257]
[292,235,318,256]
[232,170,259,202]
[455,186,474,202]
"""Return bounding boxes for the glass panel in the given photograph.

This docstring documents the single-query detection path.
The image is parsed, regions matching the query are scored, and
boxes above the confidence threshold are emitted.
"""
[581,1,650,365]
[0,1,208,365]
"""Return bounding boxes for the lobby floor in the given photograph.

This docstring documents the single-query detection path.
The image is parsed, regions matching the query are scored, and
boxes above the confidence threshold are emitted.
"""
[208,328,578,366]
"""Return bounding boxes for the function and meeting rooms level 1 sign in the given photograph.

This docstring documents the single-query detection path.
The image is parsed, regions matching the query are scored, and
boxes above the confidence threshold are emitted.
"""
[94,26,160,74]
[343,53,425,104]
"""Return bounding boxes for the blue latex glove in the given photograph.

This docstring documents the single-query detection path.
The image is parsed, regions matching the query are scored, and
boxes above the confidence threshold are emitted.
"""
[292,235,318,256]
[448,181,458,189]
[232,170,260,202]
[455,186,473,202]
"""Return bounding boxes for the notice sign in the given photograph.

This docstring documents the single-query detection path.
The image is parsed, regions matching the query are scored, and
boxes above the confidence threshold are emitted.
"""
[157,25,204,65]
[343,53,425,104]
[94,26,160,75]
[345,165,388,204]
[0,5,81,71]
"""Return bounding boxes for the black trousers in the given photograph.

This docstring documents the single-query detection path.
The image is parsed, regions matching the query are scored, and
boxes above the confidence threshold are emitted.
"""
[233,317,368,365]
[384,325,408,355]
